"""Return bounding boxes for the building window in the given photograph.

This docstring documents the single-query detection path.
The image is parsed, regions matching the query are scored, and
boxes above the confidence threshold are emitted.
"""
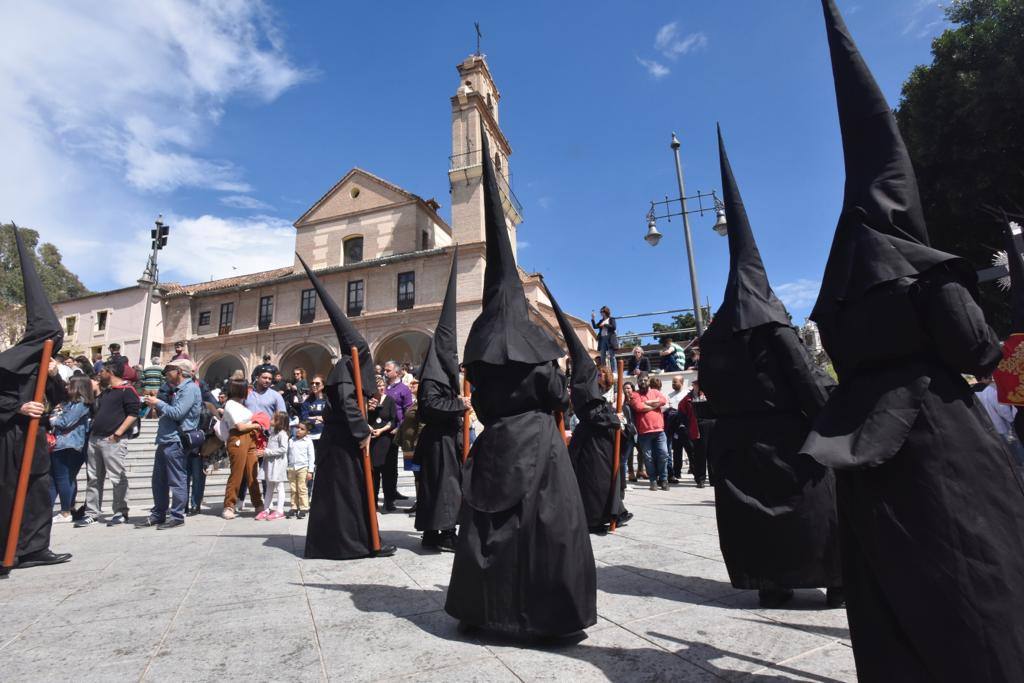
[259,295,274,330]
[96,310,108,332]
[219,303,234,335]
[344,236,363,265]
[419,230,430,251]
[347,280,364,317]
[397,272,415,310]
[65,316,77,336]
[198,311,211,327]
[300,289,316,324]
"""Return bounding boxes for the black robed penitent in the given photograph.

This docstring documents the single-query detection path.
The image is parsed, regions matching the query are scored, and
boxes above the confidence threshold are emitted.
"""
[801,2,1024,680]
[698,128,840,592]
[0,225,65,565]
[413,247,464,533]
[444,133,596,637]
[297,254,378,560]
[542,278,623,530]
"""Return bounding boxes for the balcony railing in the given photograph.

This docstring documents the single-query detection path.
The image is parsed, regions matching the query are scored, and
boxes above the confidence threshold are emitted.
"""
[449,149,523,218]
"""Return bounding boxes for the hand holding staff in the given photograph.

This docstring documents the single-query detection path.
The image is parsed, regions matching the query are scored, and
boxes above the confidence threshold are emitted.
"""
[350,345,382,554]
[3,339,54,570]
[462,378,471,463]
[609,359,624,532]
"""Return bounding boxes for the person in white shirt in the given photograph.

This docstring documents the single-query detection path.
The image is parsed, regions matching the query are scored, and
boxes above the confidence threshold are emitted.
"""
[287,422,316,519]
[977,379,1024,467]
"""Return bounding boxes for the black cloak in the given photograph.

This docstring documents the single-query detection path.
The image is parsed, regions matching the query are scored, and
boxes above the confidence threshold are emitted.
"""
[0,224,64,564]
[297,254,378,560]
[542,277,623,529]
[413,248,464,533]
[444,132,596,637]
[801,2,1024,680]
[698,127,841,591]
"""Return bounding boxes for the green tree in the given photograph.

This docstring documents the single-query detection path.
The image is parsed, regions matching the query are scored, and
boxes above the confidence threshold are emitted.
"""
[0,223,90,305]
[895,0,1024,334]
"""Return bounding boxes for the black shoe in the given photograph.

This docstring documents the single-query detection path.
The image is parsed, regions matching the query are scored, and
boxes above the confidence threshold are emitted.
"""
[658,480,669,491]
[392,493,409,501]
[186,506,200,517]
[384,502,397,513]
[134,518,162,528]
[438,533,457,553]
[589,525,608,536]
[370,544,397,558]
[285,509,296,519]
[617,511,634,526]
[74,516,98,528]
[406,503,418,514]
[421,531,440,549]
[696,480,706,489]
[758,588,795,609]
[17,549,72,569]
[825,587,845,609]
[157,518,184,530]
[668,477,680,484]
[297,510,306,519]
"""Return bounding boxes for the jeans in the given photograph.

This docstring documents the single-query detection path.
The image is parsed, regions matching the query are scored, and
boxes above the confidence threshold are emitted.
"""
[598,345,615,370]
[638,431,670,482]
[50,448,85,511]
[662,356,682,372]
[151,440,189,522]
[186,455,206,509]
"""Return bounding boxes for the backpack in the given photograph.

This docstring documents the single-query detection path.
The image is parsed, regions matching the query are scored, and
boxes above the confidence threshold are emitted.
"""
[198,401,217,436]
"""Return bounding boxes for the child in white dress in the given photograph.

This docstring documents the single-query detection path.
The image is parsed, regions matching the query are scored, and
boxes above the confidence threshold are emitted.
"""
[257,411,290,521]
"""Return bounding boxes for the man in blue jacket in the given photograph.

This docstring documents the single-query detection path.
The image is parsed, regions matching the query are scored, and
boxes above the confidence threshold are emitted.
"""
[137,359,201,529]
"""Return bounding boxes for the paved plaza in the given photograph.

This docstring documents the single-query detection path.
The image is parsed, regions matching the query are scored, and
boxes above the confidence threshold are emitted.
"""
[0,478,855,682]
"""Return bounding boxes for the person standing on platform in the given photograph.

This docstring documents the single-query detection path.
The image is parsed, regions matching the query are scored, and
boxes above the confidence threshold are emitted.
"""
[297,255,396,560]
[799,2,1024,679]
[699,126,842,609]
[444,133,596,639]
[413,248,469,552]
[544,278,626,534]
[0,226,72,576]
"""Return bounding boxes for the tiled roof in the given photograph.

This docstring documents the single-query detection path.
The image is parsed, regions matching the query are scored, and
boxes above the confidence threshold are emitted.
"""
[162,266,296,296]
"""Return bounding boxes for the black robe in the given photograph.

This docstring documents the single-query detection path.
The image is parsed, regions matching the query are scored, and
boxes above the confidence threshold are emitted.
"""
[413,378,463,532]
[444,361,596,637]
[567,398,623,528]
[803,266,1024,681]
[700,324,841,590]
[304,375,375,560]
[0,373,64,563]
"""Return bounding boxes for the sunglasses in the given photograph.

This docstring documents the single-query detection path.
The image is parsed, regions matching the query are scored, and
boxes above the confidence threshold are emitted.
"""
[311,381,322,386]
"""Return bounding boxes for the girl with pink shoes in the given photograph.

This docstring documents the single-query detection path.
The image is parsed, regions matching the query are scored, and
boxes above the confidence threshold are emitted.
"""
[257,412,290,521]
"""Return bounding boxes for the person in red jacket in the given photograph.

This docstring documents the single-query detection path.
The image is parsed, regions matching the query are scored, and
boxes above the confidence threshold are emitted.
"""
[628,372,670,490]
[677,385,707,488]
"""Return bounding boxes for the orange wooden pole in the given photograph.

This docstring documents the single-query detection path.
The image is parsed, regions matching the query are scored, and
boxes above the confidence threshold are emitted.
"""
[350,346,381,553]
[609,359,625,532]
[3,339,54,569]
[461,379,471,463]
[556,411,568,446]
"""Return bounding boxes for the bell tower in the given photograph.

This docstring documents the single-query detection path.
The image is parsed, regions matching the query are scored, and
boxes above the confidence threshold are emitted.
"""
[448,54,522,255]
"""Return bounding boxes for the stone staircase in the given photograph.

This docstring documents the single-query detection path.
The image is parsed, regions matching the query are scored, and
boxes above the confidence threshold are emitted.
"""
[61,419,416,514]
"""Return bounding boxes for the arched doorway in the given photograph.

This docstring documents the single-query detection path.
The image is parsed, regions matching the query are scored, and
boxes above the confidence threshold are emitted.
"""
[374,331,431,369]
[202,354,245,388]
[279,343,334,382]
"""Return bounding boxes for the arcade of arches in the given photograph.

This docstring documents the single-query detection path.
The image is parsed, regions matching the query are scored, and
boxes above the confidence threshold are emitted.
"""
[202,354,245,387]
[374,331,431,369]
[279,343,334,382]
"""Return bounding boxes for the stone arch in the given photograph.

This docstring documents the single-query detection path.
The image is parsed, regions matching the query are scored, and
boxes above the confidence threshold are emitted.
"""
[278,341,335,382]
[373,330,432,369]
[199,352,246,388]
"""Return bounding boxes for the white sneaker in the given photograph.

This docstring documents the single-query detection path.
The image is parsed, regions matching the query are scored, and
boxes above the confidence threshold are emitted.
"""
[52,512,71,523]
[222,507,236,520]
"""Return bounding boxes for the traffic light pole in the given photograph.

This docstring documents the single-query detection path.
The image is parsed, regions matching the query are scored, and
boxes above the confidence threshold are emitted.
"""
[137,217,168,366]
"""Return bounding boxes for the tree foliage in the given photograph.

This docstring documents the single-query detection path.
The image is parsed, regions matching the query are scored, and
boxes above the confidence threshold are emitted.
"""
[895,0,1024,334]
[0,223,89,305]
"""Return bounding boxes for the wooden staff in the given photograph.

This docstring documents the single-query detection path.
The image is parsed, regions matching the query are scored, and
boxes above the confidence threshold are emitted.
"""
[350,346,381,554]
[556,411,569,446]
[461,378,471,463]
[3,339,54,569]
[609,359,625,532]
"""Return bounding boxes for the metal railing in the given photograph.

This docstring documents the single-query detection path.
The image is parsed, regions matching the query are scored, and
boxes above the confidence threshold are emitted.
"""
[449,149,524,218]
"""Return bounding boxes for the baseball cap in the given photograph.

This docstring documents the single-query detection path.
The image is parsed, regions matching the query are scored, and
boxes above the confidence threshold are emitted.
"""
[164,358,195,375]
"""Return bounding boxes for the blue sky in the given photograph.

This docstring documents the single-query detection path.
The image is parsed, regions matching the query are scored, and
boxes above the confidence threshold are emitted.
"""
[0,0,948,328]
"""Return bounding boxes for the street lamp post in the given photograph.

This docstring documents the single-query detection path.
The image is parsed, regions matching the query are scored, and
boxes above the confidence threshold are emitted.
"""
[137,216,169,366]
[643,132,727,338]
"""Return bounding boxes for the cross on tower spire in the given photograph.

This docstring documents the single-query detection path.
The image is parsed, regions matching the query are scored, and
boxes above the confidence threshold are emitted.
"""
[474,22,482,56]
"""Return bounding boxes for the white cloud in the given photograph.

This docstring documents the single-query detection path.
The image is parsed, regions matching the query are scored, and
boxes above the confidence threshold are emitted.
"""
[902,0,948,38]
[654,23,709,59]
[114,214,296,285]
[518,241,531,250]
[537,196,553,210]
[774,279,821,314]
[221,195,275,211]
[636,56,671,79]
[0,1,309,288]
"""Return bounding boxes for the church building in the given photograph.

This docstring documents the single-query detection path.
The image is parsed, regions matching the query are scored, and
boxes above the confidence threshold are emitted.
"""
[54,54,595,384]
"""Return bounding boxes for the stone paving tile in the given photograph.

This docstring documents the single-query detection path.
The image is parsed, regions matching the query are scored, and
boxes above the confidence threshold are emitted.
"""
[384,654,519,682]
[625,601,840,681]
[623,556,744,602]
[714,589,852,646]
[596,565,703,625]
[742,642,857,682]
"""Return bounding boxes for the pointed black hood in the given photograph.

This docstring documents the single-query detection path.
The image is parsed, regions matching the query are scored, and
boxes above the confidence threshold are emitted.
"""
[0,224,64,378]
[462,131,563,366]
[419,246,461,394]
[296,253,375,399]
[540,277,601,414]
[810,0,969,325]
[706,126,791,336]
